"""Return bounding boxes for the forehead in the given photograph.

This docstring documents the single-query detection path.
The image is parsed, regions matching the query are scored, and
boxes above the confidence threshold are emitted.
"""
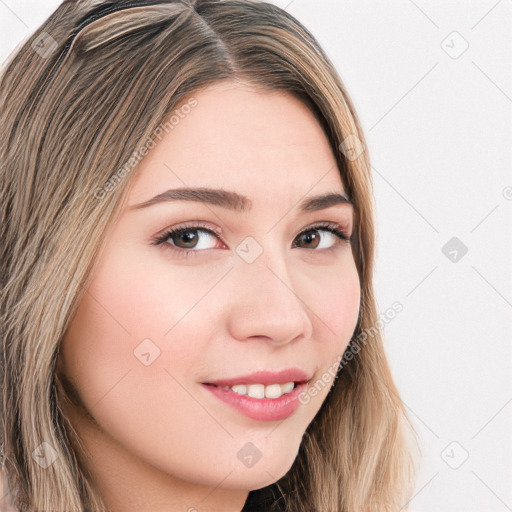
[127,80,345,205]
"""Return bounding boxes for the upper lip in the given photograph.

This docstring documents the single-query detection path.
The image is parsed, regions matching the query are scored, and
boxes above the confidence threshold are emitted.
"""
[204,368,313,387]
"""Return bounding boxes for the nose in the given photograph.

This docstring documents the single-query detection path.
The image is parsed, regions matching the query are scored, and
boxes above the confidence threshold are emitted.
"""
[226,255,314,347]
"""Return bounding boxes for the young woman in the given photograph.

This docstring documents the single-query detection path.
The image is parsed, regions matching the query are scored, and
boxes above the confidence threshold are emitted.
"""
[0,1,419,510]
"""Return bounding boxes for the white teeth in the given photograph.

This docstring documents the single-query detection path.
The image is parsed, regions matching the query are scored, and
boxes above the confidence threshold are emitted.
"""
[264,384,282,399]
[231,384,247,395]
[226,382,296,399]
[247,384,265,399]
[281,382,295,394]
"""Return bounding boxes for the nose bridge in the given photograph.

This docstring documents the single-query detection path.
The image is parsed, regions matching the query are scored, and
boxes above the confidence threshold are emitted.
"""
[226,240,314,345]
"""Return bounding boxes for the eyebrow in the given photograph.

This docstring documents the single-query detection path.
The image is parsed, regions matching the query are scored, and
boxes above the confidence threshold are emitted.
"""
[128,187,353,213]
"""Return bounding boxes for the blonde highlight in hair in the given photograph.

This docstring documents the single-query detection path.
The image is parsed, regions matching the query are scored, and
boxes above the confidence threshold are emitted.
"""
[1,1,419,510]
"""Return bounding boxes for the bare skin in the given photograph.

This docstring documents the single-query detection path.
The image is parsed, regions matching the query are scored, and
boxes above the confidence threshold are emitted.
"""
[57,80,360,512]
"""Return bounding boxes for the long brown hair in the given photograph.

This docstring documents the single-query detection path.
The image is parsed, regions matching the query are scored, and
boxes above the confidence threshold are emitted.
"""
[0,1,419,510]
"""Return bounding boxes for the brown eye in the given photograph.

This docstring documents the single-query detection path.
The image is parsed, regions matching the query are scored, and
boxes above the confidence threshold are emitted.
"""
[293,225,350,250]
[171,229,200,249]
[154,227,221,252]
[296,230,321,249]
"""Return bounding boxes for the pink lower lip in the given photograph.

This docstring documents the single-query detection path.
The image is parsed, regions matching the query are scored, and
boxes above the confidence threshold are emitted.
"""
[202,382,307,421]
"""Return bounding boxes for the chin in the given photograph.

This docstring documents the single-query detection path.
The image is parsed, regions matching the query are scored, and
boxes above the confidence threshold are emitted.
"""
[222,439,299,491]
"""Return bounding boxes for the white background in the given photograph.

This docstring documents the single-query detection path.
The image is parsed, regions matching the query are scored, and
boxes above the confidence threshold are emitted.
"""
[1,1,511,510]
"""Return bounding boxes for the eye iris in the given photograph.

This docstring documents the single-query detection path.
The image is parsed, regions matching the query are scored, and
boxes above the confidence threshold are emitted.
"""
[300,230,320,249]
[174,230,198,248]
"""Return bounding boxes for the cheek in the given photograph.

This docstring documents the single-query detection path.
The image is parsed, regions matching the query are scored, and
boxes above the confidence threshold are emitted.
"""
[296,257,360,406]
[89,242,228,339]
[59,274,221,485]
[59,243,211,398]
[302,254,361,348]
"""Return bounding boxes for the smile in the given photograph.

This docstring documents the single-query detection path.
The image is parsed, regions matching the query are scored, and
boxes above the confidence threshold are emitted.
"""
[202,368,312,421]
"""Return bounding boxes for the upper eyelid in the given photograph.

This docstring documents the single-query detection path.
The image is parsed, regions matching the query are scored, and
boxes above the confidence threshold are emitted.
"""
[164,219,350,233]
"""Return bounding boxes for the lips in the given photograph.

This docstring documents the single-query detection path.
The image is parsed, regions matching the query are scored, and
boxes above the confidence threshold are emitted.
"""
[203,368,312,387]
[201,368,313,421]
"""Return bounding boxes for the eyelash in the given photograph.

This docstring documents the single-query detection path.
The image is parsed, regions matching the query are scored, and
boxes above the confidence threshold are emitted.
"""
[151,221,352,259]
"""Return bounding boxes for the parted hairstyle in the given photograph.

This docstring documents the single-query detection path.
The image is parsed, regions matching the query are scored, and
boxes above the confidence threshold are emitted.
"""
[0,1,419,510]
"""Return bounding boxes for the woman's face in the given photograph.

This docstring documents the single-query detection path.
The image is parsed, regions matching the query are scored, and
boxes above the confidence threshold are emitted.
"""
[58,80,360,510]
